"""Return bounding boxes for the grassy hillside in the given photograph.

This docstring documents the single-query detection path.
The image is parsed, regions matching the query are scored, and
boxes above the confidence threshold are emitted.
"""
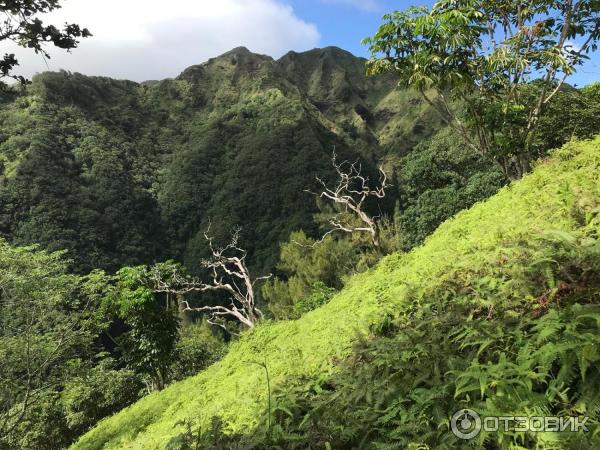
[72,137,600,449]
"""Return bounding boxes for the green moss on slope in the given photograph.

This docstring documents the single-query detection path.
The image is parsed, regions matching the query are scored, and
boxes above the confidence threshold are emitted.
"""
[72,137,600,449]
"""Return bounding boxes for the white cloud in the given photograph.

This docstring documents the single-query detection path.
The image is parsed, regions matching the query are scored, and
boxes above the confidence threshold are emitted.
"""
[320,0,381,12]
[3,0,321,81]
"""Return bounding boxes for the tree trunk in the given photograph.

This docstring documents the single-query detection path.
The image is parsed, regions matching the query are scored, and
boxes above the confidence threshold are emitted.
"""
[177,293,192,327]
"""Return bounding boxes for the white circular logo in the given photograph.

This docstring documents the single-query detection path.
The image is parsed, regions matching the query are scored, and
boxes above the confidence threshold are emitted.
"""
[451,409,482,440]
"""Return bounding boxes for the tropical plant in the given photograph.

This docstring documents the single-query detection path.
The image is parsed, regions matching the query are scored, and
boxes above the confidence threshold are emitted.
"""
[364,0,600,178]
[106,266,180,392]
[0,240,107,439]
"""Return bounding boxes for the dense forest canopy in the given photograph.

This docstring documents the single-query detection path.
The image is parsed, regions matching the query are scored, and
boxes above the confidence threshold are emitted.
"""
[1,47,598,276]
[0,46,450,448]
[0,46,441,274]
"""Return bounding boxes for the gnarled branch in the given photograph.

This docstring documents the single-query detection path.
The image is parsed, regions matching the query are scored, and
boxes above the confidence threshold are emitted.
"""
[150,226,271,330]
[306,152,391,250]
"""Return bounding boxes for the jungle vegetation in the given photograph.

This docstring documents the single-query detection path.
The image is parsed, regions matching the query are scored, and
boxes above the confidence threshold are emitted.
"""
[0,0,599,449]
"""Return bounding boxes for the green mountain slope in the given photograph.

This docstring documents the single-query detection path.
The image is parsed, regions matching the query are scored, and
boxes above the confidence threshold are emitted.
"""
[278,46,442,151]
[0,47,441,274]
[72,137,600,449]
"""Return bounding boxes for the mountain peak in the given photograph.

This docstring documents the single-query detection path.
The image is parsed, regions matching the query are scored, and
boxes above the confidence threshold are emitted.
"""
[179,46,361,80]
[177,47,275,82]
[279,46,362,63]
[221,46,251,57]
[213,46,273,63]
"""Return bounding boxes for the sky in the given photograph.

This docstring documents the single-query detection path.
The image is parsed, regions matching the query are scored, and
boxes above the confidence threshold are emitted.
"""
[2,0,599,85]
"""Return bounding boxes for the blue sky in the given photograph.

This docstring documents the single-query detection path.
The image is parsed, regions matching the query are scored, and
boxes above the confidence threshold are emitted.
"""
[286,0,600,86]
[284,0,399,57]
[6,0,599,85]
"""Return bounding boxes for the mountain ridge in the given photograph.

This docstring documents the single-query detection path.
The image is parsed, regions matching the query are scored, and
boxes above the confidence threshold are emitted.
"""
[0,45,443,273]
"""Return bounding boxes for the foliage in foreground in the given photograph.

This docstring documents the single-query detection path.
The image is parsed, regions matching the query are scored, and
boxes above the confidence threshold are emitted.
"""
[262,223,600,449]
[0,242,143,449]
[0,242,226,450]
[71,137,600,449]
[0,0,90,84]
[365,0,600,179]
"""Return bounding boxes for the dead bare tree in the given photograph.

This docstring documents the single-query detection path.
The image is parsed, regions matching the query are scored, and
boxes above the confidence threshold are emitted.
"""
[309,152,391,251]
[151,227,271,330]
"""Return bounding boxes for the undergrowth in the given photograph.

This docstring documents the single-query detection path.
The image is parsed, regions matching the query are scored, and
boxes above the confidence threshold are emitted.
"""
[72,137,600,449]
